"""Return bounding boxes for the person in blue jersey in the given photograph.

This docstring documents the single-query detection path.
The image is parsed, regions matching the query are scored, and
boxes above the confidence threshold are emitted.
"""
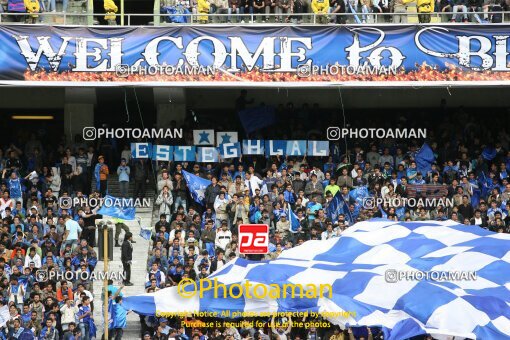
[7,318,34,340]
[109,285,129,340]
[406,161,418,184]
[40,317,59,339]
[306,196,322,223]
[77,295,95,340]
[1,170,23,208]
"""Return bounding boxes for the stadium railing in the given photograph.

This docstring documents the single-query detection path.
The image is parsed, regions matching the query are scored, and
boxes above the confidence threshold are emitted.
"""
[0,11,507,25]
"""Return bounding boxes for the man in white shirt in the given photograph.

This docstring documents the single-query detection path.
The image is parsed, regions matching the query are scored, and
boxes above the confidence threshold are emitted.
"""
[245,173,263,197]
[74,283,94,305]
[24,247,41,269]
[0,191,14,219]
[215,220,232,251]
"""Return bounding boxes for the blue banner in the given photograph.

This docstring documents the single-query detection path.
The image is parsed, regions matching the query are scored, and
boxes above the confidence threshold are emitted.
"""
[242,140,265,155]
[286,141,307,156]
[326,192,350,221]
[288,205,300,233]
[174,146,196,162]
[415,143,435,174]
[238,106,276,134]
[131,143,151,159]
[97,195,136,220]
[218,142,241,159]
[1,25,509,85]
[482,147,497,161]
[182,170,211,206]
[307,141,330,157]
[349,186,370,207]
[152,145,173,161]
[265,141,287,156]
[197,147,219,162]
[132,141,329,160]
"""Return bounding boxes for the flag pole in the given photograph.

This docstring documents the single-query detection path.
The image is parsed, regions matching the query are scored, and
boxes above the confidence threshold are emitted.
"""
[104,225,109,340]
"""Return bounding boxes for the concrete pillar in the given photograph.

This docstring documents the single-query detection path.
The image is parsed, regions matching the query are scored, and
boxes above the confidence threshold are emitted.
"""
[64,88,96,143]
[154,88,187,127]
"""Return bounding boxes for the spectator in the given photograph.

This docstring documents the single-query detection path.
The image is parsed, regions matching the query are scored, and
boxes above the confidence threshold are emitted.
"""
[62,215,81,254]
[276,0,292,21]
[60,298,79,332]
[121,232,134,286]
[197,0,210,22]
[228,0,241,21]
[403,0,434,21]
[311,0,329,22]
[110,286,128,340]
[451,0,469,21]
[77,295,95,340]
[117,158,130,198]
[156,186,174,222]
[134,159,149,199]
[94,156,109,197]
[215,220,232,251]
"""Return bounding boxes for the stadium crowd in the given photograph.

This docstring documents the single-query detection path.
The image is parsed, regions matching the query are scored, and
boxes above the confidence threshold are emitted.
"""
[0,0,508,24]
[137,111,510,339]
[160,0,509,23]
[0,107,509,338]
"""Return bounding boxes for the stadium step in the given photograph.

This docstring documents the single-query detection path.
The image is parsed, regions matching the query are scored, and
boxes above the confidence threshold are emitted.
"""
[91,173,157,199]
[91,202,154,339]
[90,173,157,338]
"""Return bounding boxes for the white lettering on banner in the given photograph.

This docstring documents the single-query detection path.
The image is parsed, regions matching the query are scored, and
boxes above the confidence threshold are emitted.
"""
[12,29,510,74]
[288,141,302,156]
[457,36,493,70]
[154,145,172,161]
[243,140,264,155]
[279,37,312,72]
[222,143,239,158]
[179,146,193,160]
[229,37,276,72]
[73,38,123,72]
[415,27,510,71]
[494,36,510,71]
[133,143,151,159]
[142,36,185,68]
[184,36,227,69]
[311,141,328,156]
[345,28,406,69]
[200,147,216,162]
[268,141,284,156]
[16,35,72,71]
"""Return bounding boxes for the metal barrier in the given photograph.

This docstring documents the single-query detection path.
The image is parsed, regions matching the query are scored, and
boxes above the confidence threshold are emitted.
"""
[0,11,507,25]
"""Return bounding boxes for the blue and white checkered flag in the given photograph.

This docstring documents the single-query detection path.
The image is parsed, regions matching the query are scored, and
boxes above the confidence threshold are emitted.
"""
[124,219,510,339]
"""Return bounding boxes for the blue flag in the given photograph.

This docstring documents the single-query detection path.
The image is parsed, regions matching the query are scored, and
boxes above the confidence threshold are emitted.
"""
[182,170,211,206]
[482,147,497,161]
[97,195,135,220]
[415,143,435,174]
[349,186,370,206]
[326,192,349,221]
[238,106,276,134]
[205,242,216,257]
[396,206,406,219]
[288,205,300,233]
[139,228,152,240]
